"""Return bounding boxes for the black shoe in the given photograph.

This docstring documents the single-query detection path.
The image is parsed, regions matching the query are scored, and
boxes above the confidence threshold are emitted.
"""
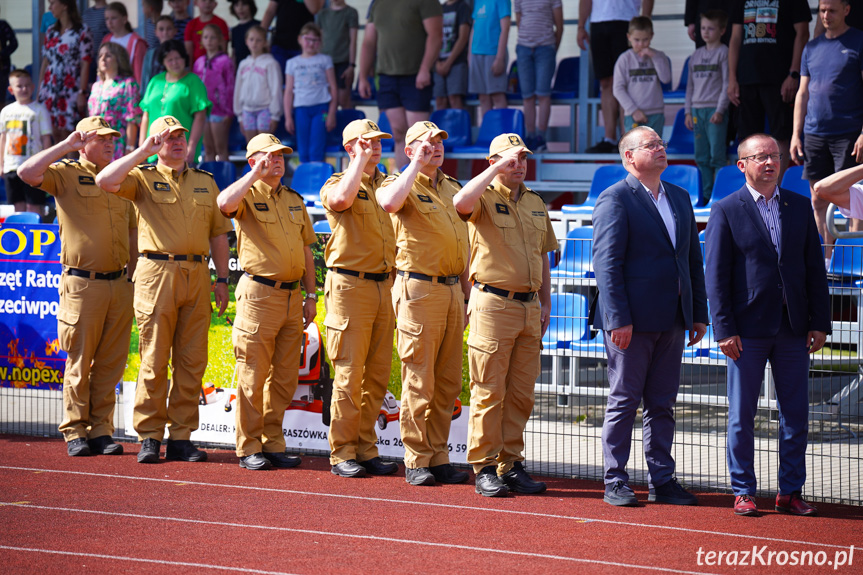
[88,435,123,455]
[331,459,367,478]
[359,457,398,476]
[239,453,273,470]
[67,437,91,457]
[166,439,208,462]
[137,438,160,463]
[405,467,436,486]
[263,451,301,468]
[585,140,617,154]
[429,463,469,484]
[604,480,638,506]
[501,461,546,494]
[648,478,698,506]
[475,465,509,497]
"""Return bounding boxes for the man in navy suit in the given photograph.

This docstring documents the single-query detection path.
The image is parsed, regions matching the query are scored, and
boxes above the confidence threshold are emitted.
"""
[592,126,708,507]
[705,133,830,517]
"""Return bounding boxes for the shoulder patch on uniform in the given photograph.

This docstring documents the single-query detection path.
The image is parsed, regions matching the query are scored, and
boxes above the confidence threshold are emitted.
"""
[523,186,542,198]
[417,194,433,203]
[495,203,510,214]
[442,172,460,184]
[254,202,269,211]
[191,167,213,177]
[383,174,399,184]
[283,186,303,198]
[154,181,170,191]
[78,175,96,185]
[140,163,157,170]
[58,158,79,166]
[357,189,369,200]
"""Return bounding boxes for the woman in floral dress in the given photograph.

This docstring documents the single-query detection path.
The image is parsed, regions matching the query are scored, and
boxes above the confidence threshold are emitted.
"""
[88,43,142,159]
[38,0,92,143]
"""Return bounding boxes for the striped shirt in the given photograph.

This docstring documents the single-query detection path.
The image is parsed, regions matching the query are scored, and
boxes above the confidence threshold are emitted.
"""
[747,184,782,255]
[513,0,561,48]
[81,6,107,60]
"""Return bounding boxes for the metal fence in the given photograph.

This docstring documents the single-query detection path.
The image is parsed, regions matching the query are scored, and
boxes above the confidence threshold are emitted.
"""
[2,236,862,506]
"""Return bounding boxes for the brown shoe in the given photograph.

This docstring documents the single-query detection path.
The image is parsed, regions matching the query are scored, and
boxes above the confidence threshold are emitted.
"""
[775,491,817,516]
[733,494,759,516]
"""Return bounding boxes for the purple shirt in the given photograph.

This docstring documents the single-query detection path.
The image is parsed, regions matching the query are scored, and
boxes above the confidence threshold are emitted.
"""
[192,52,235,118]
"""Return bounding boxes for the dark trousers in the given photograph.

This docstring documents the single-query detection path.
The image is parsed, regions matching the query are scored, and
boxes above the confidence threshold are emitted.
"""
[727,312,809,496]
[602,310,685,488]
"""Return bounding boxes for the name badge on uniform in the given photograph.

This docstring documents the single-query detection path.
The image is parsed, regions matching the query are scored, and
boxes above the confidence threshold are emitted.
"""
[495,203,510,214]
[357,190,369,200]
[532,210,545,217]
[78,175,95,186]
[254,202,269,211]
[154,182,170,191]
[417,194,433,203]
[193,187,208,194]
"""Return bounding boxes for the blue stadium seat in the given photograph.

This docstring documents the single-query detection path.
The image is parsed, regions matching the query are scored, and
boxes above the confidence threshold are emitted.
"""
[661,163,701,206]
[291,161,334,205]
[665,108,694,156]
[197,161,236,191]
[551,57,579,99]
[550,226,594,281]
[693,164,746,216]
[662,56,689,99]
[316,109,366,154]
[542,293,590,350]
[452,109,525,154]
[560,164,628,217]
[312,219,331,233]
[829,237,863,280]
[0,176,5,203]
[228,120,247,156]
[4,212,41,224]
[781,165,811,198]
[377,113,394,152]
[430,108,471,151]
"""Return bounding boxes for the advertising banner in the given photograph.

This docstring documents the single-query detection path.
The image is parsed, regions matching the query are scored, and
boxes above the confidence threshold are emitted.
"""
[0,223,65,390]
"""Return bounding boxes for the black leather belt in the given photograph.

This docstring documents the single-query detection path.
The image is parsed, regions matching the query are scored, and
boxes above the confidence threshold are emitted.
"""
[66,267,125,281]
[142,253,205,262]
[331,268,389,282]
[474,282,536,302]
[246,273,299,290]
[398,270,460,285]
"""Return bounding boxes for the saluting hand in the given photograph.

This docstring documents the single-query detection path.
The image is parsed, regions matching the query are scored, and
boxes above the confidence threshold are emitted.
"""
[495,147,522,172]
[412,132,435,167]
[64,130,98,151]
[252,151,276,180]
[141,128,171,156]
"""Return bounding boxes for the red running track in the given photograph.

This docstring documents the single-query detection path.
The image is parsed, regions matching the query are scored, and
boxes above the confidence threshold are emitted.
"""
[0,435,861,574]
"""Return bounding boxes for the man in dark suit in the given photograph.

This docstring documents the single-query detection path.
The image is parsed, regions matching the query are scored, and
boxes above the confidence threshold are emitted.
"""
[592,126,708,507]
[705,133,830,517]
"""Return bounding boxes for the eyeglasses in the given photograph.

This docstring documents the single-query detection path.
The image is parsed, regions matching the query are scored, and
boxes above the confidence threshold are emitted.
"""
[301,36,321,43]
[628,140,668,152]
[740,153,783,164]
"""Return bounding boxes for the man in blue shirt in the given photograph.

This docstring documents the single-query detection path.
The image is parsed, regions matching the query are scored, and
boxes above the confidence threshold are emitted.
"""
[790,0,863,266]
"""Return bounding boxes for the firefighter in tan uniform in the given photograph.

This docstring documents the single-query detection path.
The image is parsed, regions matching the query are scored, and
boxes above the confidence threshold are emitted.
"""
[97,115,232,464]
[322,119,399,478]
[377,121,471,487]
[453,134,556,497]
[216,134,318,471]
[18,116,136,457]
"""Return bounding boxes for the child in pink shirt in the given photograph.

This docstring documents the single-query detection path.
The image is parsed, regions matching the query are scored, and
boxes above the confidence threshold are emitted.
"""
[193,23,235,161]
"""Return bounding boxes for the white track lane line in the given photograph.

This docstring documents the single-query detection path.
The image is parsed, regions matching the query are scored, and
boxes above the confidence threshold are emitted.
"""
[0,545,298,575]
[0,503,719,575]
[1,465,858,550]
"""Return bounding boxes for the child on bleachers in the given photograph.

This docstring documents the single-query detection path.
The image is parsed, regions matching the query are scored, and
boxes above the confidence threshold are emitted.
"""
[234,25,282,142]
[612,16,671,135]
[317,0,359,110]
[0,70,52,215]
[284,22,336,163]
[229,0,260,65]
[102,2,149,86]
[193,23,234,162]
[142,16,177,95]
[469,0,511,118]
[185,0,230,64]
[142,0,163,49]
[170,0,191,42]
[434,0,472,111]
[685,10,729,202]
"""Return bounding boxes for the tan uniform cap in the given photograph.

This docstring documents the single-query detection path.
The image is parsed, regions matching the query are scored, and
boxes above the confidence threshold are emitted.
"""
[76,116,120,137]
[342,119,392,146]
[405,121,449,145]
[246,133,294,159]
[487,133,533,159]
[149,115,189,136]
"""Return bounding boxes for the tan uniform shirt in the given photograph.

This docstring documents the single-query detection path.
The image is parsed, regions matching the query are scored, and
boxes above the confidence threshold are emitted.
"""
[40,158,134,273]
[466,182,558,293]
[115,163,232,255]
[227,180,316,281]
[321,168,395,273]
[380,169,468,277]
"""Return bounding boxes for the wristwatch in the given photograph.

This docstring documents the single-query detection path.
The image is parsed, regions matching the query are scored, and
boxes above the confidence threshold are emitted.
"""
[305,292,318,302]
[789,70,800,80]
[216,277,228,284]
